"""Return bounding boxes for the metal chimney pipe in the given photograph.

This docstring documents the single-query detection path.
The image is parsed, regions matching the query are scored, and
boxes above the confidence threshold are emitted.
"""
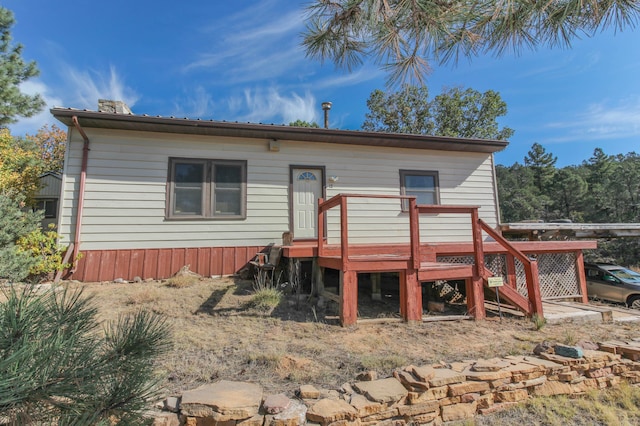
[321,102,332,129]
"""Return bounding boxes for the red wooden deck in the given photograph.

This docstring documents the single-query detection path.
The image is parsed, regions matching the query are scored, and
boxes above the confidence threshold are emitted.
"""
[282,194,596,326]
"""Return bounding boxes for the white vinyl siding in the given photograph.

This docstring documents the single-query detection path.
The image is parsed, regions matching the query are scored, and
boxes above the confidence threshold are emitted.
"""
[59,128,499,250]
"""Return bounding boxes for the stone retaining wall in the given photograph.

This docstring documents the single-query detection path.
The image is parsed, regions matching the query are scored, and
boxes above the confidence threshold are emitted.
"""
[151,343,640,425]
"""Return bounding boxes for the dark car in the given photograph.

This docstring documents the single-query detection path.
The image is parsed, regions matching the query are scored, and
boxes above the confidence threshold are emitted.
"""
[585,262,640,309]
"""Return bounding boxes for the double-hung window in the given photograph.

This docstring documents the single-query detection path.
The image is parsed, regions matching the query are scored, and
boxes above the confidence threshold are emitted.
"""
[400,170,440,210]
[167,158,246,219]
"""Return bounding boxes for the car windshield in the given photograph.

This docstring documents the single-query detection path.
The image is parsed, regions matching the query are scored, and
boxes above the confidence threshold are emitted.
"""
[609,268,640,283]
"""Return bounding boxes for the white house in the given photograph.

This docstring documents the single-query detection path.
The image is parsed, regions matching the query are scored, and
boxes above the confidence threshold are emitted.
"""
[52,102,509,281]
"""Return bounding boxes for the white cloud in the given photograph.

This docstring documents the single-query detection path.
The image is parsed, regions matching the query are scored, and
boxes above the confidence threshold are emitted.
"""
[8,79,63,136]
[65,65,139,110]
[545,97,640,142]
[183,5,308,84]
[229,87,318,124]
[172,86,215,118]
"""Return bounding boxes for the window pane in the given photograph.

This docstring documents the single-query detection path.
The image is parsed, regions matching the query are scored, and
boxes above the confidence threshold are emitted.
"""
[407,190,435,205]
[174,163,204,215]
[405,174,434,190]
[215,189,241,215]
[215,165,242,188]
[175,188,203,215]
[35,200,57,218]
[175,163,204,185]
[214,164,243,216]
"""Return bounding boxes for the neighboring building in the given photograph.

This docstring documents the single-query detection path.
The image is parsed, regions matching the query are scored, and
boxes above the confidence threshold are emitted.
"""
[35,172,62,229]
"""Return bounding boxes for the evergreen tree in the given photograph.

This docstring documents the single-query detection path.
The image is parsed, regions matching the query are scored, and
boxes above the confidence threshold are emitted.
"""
[524,143,557,193]
[0,193,40,282]
[0,286,170,424]
[302,0,640,84]
[583,148,615,222]
[0,7,45,126]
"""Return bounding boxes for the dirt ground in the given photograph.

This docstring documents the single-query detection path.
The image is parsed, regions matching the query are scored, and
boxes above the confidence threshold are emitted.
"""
[71,276,640,398]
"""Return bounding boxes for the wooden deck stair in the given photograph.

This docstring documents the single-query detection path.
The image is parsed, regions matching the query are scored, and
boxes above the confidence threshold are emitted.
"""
[312,193,544,326]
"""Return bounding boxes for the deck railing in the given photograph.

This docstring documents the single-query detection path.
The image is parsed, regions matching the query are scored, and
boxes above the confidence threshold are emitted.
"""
[317,194,420,269]
[316,193,543,317]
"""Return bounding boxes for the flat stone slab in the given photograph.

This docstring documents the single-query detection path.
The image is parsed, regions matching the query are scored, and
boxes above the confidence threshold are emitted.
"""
[472,359,511,372]
[306,398,357,424]
[353,377,408,404]
[180,380,262,421]
[428,368,466,387]
[410,365,436,381]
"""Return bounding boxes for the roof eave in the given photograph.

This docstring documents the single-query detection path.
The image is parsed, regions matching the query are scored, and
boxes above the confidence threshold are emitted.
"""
[51,108,509,154]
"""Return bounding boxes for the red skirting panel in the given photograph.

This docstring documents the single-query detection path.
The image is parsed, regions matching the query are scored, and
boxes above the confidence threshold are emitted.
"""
[69,246,266,282]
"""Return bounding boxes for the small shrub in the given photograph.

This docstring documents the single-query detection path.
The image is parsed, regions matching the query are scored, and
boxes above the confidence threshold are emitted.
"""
[250,269,283,311]
[17,224,71,282]
[251,287,282,311]
[0,193,41,282]
[531,314,547,330]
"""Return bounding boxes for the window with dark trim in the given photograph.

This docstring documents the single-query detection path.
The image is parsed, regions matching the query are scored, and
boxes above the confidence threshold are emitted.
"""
[167,158,247,219]
[35,199,57,218]
[400,170,440,210]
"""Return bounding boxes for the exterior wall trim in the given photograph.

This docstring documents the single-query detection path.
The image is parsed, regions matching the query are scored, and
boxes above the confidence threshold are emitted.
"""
[71,246,266,281]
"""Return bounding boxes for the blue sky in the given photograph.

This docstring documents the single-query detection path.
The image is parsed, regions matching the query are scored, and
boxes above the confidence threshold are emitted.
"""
[6,0,640,167]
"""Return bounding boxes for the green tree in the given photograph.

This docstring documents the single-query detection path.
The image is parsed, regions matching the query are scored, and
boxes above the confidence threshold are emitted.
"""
[0,286,170,423]
[0,128,45,202]
[362,85,433,134]
[524,142,557,193]
[0,7,45,126]
[362,84,513,139]
[289,119,319,128]
[26,123,67,172]
[496,163,546,222]
[0,193,40,282]
[303,0,640,84]
[583,148,615,222]
[549,167,588,221]
[432,87,514,140]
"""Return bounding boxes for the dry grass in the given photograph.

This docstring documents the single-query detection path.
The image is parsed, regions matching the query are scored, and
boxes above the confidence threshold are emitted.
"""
[478,382,640,425]
[66,276,640,401]
[165,274,200,288]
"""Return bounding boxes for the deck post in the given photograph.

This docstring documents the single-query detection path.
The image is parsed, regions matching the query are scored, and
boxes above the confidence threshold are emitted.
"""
[340,196,349,268]
[340,269,358,326]
[526,260,544,317]
[312,258,324,296]
[575,250,589,304]
[408,198,420,269]
[317,198,325,257]
[470,208,486,320]
[400,268,422,323]
[467,276,486,320]
[371,273,381,301]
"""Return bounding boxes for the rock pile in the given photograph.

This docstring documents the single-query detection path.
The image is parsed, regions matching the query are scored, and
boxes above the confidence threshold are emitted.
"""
[151,342,640,425]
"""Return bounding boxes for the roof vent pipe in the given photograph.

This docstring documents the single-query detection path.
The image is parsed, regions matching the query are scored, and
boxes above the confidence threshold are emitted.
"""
[321,102,332,129]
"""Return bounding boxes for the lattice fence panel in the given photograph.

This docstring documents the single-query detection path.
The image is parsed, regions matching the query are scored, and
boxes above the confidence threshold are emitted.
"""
[538,253,579,299]
[437,255,474,265]
[439,253,580,300]
[515,259,527,298]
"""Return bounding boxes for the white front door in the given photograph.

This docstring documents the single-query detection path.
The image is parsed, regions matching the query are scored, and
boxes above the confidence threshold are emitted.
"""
[292,168,322,239]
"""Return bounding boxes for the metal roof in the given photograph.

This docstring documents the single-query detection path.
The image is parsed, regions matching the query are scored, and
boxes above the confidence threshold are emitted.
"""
[50,107,509,154]
[501,222,640,239]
